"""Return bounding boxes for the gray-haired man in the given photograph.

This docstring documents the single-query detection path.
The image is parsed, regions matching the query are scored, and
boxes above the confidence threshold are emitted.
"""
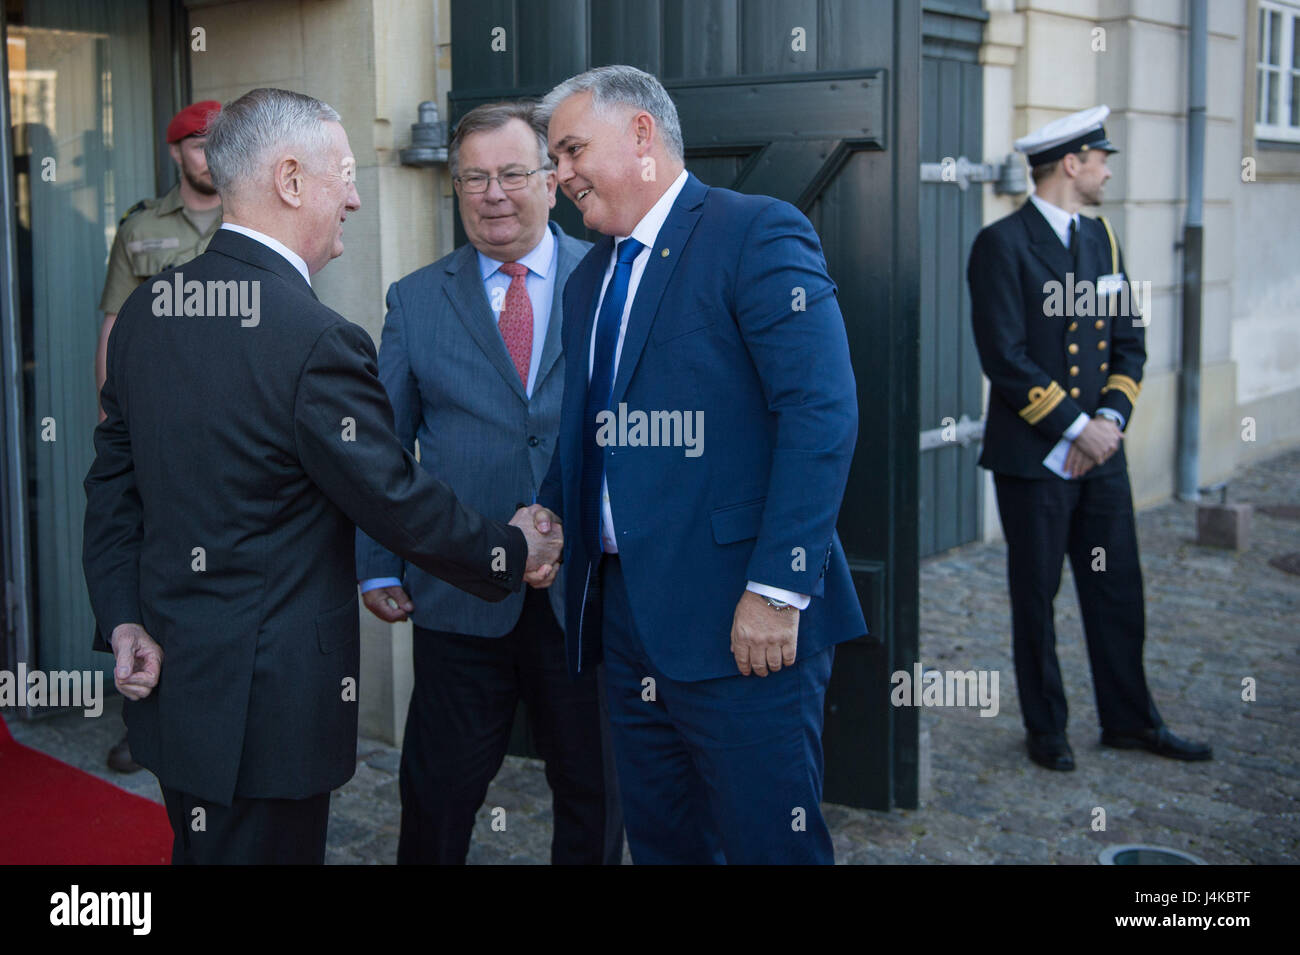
[83,88,562,864]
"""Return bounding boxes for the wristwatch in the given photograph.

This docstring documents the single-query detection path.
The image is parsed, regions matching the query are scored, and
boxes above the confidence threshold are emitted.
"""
[763,596,793,611]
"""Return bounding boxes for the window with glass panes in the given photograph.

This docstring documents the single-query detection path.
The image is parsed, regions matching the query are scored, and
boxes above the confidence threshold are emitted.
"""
[1258,0,1300,141]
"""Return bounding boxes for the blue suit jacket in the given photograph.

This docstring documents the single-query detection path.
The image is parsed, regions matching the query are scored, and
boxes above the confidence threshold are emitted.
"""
[538,174,866,681]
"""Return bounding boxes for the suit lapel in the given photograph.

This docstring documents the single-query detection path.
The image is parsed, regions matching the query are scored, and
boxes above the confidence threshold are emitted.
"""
[443,244,527,403]
[573,234,614,381]
[535,222,577,390]
[1020,201,1074,288]
[1078,216,1107,281]
[609,175,706,408]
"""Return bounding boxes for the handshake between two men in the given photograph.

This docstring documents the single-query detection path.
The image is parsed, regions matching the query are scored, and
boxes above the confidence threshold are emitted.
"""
[363,503,562,624]
[111,504,563,702]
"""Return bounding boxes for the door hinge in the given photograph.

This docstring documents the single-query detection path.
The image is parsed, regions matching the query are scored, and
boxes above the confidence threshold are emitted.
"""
[919,414,985,452]
[920,154,1026,194]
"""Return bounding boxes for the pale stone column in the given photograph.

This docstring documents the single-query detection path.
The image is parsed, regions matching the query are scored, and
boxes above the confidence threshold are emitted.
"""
[189,0,452,745]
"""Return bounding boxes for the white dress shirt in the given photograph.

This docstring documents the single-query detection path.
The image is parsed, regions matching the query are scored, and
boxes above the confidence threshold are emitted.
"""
[588,169,809,609]
[1028,192,1079,250]
[219,222,312,287]
[1026,194,1124,435]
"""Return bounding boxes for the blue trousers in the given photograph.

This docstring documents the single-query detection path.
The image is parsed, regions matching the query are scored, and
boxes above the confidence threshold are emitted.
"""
[599,554,835,864]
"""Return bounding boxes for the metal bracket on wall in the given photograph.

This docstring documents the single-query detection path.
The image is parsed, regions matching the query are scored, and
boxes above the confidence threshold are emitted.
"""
[919,413,984,452]
[919,154,1026,194]
[399,102,449,167]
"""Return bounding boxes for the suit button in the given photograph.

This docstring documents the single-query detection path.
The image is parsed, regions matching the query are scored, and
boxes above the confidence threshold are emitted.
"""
[1100,362,1109,371]
[1095,319,1105,330]
[1098,340,1107,350]
[1068,321,1078,332]
[528,436,539,447]
[1070,387,1081,398]
[1070,366,1079,377]
[1068,343,1079,354]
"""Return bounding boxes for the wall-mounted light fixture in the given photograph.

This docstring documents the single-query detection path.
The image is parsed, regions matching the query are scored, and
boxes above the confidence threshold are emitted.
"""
[399,101,448,167]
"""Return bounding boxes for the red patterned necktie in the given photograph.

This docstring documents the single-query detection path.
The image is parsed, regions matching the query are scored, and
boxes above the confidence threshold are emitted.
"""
[497,262,533,387]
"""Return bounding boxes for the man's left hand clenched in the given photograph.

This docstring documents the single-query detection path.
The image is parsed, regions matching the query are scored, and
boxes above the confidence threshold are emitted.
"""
[730,590,799,677]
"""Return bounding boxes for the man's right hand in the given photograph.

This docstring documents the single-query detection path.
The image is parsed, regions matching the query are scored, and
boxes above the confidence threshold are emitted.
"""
[1063,442,1096,479]
[109,623,163,701]
[362,585,414,622]
[1072,416,1122,468]
[510,504,563,588]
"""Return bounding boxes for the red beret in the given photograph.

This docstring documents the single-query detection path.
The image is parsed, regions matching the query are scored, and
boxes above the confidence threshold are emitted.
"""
[166,100,221,143]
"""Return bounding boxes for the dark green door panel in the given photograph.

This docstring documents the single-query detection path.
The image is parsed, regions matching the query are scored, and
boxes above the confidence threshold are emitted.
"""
[452,0,921,811]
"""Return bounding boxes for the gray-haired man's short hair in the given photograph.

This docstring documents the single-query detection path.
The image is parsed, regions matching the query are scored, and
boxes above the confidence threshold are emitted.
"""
[537,65,684,161]
[204,88,342,197]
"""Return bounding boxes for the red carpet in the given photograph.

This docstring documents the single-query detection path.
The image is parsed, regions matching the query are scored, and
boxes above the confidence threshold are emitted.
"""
[0,714,171,864]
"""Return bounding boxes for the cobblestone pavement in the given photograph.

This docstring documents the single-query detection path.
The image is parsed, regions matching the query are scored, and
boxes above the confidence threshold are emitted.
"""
[9,450,1298,864]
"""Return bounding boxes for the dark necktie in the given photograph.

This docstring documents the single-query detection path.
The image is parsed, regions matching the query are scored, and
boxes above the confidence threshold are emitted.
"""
[497,262,533,387]
[1068,217,1079,269]
[581,237,645,557]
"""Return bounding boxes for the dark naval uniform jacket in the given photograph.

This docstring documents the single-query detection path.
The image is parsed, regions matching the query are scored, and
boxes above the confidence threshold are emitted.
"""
[968,199,1145,479]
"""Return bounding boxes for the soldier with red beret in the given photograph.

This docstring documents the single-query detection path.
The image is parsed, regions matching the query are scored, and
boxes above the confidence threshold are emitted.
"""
[96,101,223,421]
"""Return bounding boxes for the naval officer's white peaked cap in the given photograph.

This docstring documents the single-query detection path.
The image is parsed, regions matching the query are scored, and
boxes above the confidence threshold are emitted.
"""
[1014,105,1119,166]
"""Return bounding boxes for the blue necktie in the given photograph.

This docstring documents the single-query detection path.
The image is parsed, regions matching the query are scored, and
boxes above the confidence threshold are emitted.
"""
[581,237,645,558]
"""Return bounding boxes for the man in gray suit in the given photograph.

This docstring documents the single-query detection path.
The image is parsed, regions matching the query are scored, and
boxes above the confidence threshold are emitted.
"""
[356,102,619,864]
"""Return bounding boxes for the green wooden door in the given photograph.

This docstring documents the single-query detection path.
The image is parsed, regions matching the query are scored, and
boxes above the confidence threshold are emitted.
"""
[450,0,921,810]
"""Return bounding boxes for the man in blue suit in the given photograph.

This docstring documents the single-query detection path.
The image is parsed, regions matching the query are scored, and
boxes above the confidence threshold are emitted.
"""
[356,102,620,864]
[535,66,866,864]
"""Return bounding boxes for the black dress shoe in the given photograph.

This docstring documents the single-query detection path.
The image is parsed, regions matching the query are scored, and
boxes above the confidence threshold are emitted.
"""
[107,733,143,773]
[1027,733,1075,771]
[1100,725,1213,761]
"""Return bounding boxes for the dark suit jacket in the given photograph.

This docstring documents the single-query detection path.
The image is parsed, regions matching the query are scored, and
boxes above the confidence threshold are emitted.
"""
[83,229,526,806]
[968,200,1146,479]
[538,173,866,681]
[355,222,590,636]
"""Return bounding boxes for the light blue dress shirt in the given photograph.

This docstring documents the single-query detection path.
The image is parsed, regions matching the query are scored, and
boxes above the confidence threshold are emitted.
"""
[478,225,557,399]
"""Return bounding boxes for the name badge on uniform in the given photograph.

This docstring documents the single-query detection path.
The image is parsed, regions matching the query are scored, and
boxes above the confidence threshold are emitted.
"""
[1096,272,1125,297]
[126,237,181,253]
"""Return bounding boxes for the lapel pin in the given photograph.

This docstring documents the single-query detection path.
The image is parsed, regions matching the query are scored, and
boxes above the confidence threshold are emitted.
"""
[661,248,670,257]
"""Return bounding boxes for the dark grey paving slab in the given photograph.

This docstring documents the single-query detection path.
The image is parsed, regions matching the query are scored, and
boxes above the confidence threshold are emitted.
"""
[8,449,1298,864]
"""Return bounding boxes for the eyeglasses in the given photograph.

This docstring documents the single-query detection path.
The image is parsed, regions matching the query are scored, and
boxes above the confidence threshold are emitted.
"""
[455,168,546,194]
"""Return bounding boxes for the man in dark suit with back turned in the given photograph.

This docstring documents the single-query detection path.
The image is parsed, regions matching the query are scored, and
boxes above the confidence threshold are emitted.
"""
[535,66,866,864]
[967,105,1210,772]
[83,88,562,864]
[356,101,621,864]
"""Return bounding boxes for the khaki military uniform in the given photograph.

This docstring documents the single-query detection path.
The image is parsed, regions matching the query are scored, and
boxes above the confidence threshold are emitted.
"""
[99,183,222,315]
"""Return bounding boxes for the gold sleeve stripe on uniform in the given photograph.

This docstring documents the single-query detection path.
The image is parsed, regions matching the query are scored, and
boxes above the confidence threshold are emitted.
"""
[1019,382,1064,424]
[1101,373,1140,406]
[1099,216,1119,274]
[1019,381,1066,425]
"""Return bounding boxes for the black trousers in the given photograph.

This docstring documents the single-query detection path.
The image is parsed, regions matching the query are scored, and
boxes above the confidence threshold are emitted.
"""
[994,467,1163,737]
[160,784,330,864]
[397,586,621,865]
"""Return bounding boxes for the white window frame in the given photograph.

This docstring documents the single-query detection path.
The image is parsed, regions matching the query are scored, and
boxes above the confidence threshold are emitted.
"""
[1257,0,1300,142]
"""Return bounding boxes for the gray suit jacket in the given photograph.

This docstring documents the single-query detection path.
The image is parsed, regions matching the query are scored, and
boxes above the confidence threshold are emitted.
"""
[356,221,589,635]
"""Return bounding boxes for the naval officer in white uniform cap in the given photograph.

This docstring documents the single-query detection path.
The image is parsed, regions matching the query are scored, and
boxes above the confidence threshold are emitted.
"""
[965,105,1212,771]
